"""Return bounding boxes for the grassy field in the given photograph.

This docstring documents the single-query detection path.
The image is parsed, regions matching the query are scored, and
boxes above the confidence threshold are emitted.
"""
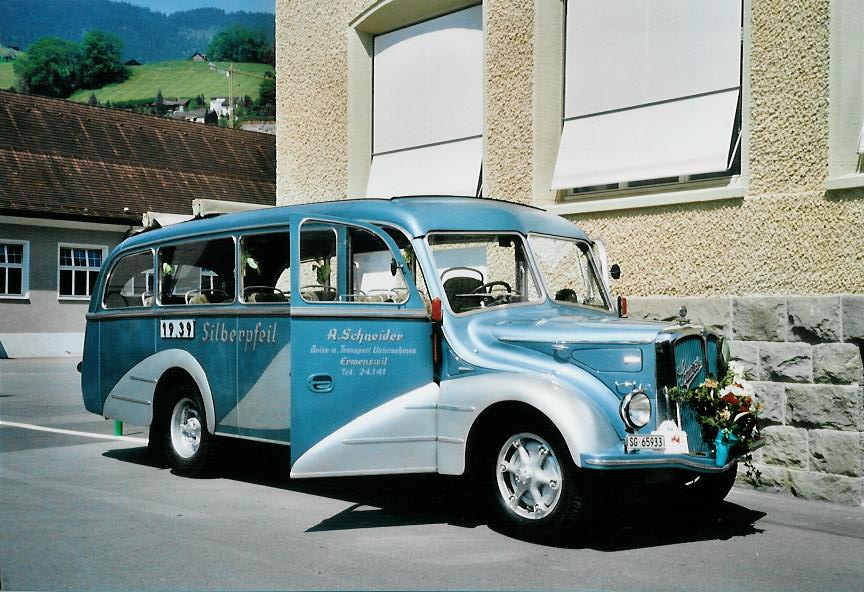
[69,60,273,104]
[0,63,15,90]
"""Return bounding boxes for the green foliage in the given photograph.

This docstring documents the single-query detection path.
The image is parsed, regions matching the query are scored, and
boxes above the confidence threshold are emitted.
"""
[87,91,98,106]
[13,37,81,97]
[207,24,274,65]
[0,63,16,90]
[258,74,275,107]
[78,30,129,89]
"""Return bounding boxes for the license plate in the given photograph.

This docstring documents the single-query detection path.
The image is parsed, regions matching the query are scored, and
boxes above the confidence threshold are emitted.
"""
[160,319,195,339]
[626,434,665,451]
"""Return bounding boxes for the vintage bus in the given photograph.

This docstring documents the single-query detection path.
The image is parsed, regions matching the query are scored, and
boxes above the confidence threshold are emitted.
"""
[81,196,751,537]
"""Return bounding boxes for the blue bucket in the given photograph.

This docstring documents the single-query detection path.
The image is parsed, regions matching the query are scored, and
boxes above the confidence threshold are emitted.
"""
[714,431,741,466]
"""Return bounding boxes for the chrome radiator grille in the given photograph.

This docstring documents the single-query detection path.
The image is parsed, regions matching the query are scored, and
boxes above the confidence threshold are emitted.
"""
[657,334,713,454]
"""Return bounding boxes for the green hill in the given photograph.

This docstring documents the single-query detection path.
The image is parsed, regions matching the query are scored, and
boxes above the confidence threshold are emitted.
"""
[69,60,273,104]
[0,63,15,90]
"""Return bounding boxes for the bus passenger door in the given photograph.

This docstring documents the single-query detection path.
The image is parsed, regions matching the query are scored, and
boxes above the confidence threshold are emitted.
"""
[288,218,436,477]
[233,230,292,443]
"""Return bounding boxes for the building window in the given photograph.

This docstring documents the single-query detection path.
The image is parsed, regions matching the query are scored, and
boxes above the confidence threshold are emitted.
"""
[0,240,28,298]
[552,0,743,198]
[366,4,483,198]
[58,244,106,299]
[827,0,864,187]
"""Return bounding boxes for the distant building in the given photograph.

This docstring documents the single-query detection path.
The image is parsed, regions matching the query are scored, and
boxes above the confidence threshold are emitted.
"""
[0,90,276,358]
[171,108,209,124]
[124,59,142,66]
[240,120,276,135]
[191,52,207,61]
[209,97,240,118]
[162,98,191,112]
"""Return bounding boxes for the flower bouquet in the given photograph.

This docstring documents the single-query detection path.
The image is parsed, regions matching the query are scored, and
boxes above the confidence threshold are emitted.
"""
[670,370,762,479]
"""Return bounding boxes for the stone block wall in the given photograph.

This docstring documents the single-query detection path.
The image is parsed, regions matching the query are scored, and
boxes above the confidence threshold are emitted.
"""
[629,295,864,506]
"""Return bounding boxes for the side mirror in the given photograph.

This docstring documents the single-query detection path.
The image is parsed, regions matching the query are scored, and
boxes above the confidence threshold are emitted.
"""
[390,257,399,276]
[610,264,621,280]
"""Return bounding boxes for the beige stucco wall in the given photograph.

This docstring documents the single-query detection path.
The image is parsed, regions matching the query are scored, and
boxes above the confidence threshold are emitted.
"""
[276,0,864,297]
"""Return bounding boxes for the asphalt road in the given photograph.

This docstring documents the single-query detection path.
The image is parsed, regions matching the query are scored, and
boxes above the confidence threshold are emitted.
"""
[1,358,863,591]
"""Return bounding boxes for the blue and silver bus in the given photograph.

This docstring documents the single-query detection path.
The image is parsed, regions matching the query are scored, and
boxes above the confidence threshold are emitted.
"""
[82,197,751,537]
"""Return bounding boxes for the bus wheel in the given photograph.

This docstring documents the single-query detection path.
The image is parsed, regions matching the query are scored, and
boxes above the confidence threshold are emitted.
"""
[162,385,212,476]
[488,424,588,539]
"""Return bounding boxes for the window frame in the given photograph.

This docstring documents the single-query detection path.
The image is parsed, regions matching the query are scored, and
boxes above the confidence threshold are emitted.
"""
[826,0,864,190]
[100,249,156,310]
[550,0,750,213]
[239,229,292,305]
[0,239,30,300]
[57,242,107,301]
[424,231,546,316]
[155,236,238,307]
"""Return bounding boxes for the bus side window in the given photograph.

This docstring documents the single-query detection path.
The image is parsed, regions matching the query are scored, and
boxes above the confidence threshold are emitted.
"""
[158,238,236,305]
[102,250,154,309]
[299,223,338,302]
[240,231,291,304]
[348,227,409,304]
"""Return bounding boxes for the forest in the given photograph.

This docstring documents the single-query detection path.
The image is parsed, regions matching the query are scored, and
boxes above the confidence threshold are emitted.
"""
[0,0,274,63]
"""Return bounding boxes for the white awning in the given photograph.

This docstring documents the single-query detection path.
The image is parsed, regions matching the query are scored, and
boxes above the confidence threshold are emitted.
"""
[552,89,739,190]
[366,137,482,198]
[857,120,864,154]
[367,5,483,196]
[142,211,193,228]
[554,0,742,189]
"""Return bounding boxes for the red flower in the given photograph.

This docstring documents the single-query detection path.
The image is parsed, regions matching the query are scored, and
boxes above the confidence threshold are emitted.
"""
[723,393,738,405]
[739,405,749,413]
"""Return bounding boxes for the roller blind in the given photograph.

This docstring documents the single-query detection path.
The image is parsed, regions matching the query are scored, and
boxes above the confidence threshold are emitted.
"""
[367,5,483,197]
[552,0,742,190]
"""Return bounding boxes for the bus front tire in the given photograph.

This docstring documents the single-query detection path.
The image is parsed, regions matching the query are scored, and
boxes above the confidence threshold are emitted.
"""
[160,385,212,476]
[486,421,589,539]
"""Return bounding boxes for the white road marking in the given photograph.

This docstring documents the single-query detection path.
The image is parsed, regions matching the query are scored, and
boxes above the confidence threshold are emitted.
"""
[0,420,148,444]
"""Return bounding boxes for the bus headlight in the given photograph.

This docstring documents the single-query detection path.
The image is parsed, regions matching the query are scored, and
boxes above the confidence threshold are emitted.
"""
[620,390,651,430]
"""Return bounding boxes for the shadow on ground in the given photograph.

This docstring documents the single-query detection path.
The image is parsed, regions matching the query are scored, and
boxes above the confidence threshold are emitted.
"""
[104,439,766,550]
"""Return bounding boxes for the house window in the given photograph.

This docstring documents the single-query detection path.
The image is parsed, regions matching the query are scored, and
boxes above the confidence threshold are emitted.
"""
[826,0,864,187]
[366,5,483,197]
[58,244,106,299]
[0,240,28,298]
[552,0,743,197]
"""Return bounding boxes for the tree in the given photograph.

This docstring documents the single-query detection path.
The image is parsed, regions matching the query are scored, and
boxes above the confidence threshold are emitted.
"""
[13,37,81,98]
[207,25,274,65]
[78,30,130,89]
[258,74,275,107]
[87,91,98,106]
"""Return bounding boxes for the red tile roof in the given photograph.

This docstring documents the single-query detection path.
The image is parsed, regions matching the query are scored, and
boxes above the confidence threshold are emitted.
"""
[0,90,276,224]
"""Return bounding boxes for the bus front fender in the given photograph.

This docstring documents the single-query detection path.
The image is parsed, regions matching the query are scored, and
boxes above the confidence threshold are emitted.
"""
[437,372,620,475]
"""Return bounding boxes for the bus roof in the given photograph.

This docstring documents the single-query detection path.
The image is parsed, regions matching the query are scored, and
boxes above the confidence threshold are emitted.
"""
[119,196,589,251]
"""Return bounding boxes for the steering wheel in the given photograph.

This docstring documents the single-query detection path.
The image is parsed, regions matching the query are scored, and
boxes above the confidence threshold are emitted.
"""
[470,280,513,307]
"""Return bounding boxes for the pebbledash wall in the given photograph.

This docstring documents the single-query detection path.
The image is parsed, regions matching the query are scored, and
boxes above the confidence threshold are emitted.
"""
[275,0,864,504]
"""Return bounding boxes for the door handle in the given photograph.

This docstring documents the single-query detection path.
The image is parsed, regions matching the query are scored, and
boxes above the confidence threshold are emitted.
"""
[306,374,333,393]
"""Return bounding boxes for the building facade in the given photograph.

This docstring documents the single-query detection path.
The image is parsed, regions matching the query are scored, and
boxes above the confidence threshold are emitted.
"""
[0,90,276,357]
[274,0,863,504]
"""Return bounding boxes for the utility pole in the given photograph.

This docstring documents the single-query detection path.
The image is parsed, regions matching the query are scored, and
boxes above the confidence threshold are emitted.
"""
[209,62,270,129]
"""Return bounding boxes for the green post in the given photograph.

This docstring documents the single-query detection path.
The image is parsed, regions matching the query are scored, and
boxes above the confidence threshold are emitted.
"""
[114,420,123,436]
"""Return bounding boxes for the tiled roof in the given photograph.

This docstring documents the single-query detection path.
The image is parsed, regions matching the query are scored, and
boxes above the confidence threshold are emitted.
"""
[0,89,276,224]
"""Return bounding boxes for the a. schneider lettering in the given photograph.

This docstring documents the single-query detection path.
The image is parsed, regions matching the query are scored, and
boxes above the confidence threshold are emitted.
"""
[326,328,404,344]
[201,321,278,351]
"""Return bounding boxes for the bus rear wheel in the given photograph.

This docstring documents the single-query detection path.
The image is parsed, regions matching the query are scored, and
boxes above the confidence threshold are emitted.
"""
[160,384,212,476]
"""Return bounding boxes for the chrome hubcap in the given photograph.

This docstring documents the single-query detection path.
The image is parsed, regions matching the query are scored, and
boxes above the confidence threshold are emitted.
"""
[496,432,563,520]
[170,397,202,459]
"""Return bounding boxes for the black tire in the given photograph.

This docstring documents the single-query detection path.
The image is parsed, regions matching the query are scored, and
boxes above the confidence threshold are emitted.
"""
[677,464,738,507]
[483,417,590,539]
[160,383,212,476]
